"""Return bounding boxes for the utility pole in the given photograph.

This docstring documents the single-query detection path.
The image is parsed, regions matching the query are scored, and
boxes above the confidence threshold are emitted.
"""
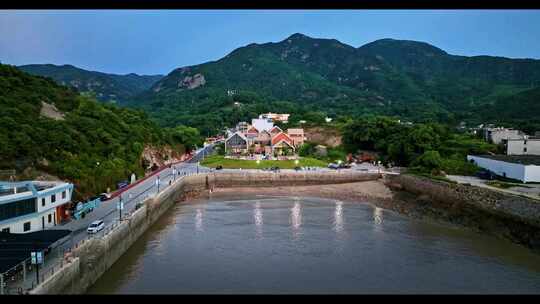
[118,195,123,221]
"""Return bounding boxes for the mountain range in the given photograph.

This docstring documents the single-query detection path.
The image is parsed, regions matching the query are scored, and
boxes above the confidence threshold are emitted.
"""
[18,64,163,103]
[18,33,540,135]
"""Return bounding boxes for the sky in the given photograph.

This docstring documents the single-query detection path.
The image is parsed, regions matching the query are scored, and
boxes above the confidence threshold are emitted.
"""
[1,10,540,75]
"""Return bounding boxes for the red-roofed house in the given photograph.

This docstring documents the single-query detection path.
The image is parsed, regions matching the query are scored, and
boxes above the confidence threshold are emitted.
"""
[271,132,295,156]
[269,126,283,136]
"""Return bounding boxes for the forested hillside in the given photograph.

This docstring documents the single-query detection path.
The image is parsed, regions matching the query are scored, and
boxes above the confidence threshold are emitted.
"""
[128,33,540,135]
[19,64,163,104]
[0,64,196,199]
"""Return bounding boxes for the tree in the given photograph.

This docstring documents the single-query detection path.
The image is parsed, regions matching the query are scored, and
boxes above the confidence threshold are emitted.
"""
[411,150,443,172]
[170,125,202,151]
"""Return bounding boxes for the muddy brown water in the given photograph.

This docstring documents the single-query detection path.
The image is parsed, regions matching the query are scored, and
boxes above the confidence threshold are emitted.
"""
[87,195,540,294]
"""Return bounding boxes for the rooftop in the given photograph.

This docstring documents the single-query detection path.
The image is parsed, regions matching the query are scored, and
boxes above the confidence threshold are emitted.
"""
[472,155,540,166]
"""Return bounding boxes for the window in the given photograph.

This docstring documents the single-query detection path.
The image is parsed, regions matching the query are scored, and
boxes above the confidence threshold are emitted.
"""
[1,228,9,233]
[42,198,46,207]
[62,191,66,199]
[524,147,528,153]
[0,198,37,221]
[51,194,56,203]
[23,222,31,232]
[524,140,528,145]
[48,214,52,223]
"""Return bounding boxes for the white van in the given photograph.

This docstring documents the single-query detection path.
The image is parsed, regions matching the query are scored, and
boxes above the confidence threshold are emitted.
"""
[87,220,105,234]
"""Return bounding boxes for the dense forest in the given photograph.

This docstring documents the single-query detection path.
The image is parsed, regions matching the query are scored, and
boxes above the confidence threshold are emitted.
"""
[0,64,198,200]
[19,64,163,104]
[123,33,540,135]
[22,34,540,136]
[341,115,498,175]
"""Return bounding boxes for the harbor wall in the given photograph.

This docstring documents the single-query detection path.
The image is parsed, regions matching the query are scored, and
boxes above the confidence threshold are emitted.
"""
[385,174,540,250]
[30,171,380,294]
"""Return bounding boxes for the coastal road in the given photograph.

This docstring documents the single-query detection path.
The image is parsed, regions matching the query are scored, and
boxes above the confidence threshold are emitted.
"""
[50,144,214,246]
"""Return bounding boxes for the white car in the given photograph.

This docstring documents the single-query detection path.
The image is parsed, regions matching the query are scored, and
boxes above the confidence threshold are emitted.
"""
[87,220,105,234]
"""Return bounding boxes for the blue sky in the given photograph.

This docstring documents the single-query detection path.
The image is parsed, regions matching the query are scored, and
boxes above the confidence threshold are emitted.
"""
[1,10,539,75]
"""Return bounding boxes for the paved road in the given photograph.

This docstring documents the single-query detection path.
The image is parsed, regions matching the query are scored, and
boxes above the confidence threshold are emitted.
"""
[51,144,214,245]
[447,174,540,201]
[1,145,215,293]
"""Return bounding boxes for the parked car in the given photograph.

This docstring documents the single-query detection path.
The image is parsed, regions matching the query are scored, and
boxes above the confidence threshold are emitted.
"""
[476,169,496,180]
[338,163,351,169]
[99,193,112,201]
[87,220,105,234]
[328,163,339,169]
[216,165,223,170]
[117,181,129,189]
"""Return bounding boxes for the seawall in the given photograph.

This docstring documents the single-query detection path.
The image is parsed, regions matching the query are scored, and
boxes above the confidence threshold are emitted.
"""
[385,174,540,251]
[30,171,380,294]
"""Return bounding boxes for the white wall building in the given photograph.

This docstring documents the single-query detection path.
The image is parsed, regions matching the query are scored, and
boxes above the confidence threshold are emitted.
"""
[259,113,290,123]
[467,155,540,183]
[483,127,524,144]
[0,181,74,233]
[251,118,274,132]
[505,137,540,155]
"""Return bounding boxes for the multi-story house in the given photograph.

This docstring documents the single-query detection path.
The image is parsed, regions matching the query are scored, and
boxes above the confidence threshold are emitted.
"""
[0,181,74,233]
[504,137,540,155]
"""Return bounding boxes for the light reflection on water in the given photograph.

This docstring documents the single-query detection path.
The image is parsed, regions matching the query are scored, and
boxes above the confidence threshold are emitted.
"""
[254,200,263,239]
[291,198,302,238]
[373,207,383,226]
[334,200,344,233]
[87,196,540,294]
[195,207,204,232]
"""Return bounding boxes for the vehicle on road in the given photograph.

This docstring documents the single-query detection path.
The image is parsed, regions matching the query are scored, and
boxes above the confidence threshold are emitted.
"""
[216,165,223,170]
[294,166,302,171]
[338,163,351,169]
[117,180,129,189]
[99,192,112,201]
[328,163,339,169]
[87,220,104,234]
[476,169,496,180]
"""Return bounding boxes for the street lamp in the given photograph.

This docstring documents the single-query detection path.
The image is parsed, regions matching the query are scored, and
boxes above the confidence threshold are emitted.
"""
[118,195,123,221]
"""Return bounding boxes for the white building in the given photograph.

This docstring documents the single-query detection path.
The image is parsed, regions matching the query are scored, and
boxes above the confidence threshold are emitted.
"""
[0,181,74,233]
[505,137,540,155]
[467,155,540,183]
[483,127,524,144]
[259,113,290,123]
[251,118,274,132]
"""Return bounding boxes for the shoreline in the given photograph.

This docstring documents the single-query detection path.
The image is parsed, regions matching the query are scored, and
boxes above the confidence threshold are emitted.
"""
[208,180,540,253]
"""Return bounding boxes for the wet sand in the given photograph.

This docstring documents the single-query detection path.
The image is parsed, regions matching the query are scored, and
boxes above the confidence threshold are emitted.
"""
[210,180,394,204]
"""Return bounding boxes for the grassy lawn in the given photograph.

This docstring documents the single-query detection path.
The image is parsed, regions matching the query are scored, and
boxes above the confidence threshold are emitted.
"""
[200,155,329,169]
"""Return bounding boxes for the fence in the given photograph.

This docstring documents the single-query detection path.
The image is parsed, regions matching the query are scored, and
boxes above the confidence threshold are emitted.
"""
[0,169,196,295]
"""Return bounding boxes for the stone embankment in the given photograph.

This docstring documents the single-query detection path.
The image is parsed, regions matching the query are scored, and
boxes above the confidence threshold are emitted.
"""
[30,171,380,294]
[385,174,540,250]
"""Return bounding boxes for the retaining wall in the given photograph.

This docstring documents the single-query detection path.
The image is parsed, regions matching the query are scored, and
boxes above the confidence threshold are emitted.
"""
[386,174,540,250]
[30,171,380,294]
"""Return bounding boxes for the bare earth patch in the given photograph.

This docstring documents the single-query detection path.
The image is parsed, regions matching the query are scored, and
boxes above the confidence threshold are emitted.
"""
[40,101,65,120]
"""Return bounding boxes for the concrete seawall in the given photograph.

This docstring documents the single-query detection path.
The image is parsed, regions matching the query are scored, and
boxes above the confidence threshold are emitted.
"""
[30,171,380,294]
[386,174,540,251]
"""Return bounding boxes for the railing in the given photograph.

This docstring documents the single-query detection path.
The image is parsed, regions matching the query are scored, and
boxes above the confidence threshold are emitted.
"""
[0,170,196,295]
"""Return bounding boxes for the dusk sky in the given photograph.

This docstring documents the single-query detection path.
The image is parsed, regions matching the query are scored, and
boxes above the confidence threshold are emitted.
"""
[1,10,539,75]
